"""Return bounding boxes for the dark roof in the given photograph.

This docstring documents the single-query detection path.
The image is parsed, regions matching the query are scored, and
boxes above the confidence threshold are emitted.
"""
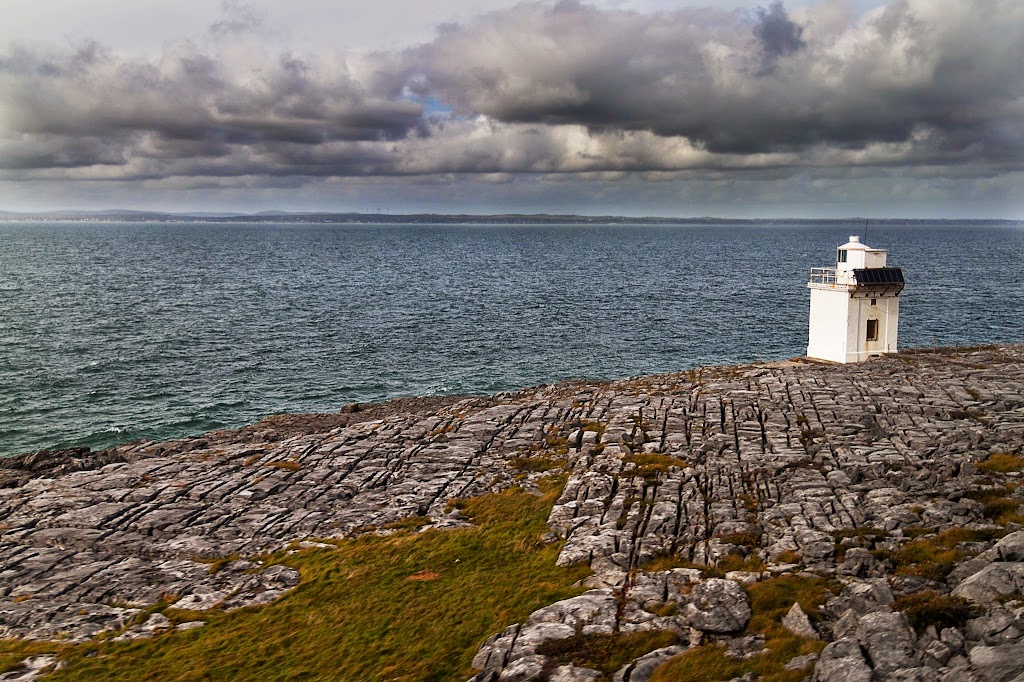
[853,267,905,285]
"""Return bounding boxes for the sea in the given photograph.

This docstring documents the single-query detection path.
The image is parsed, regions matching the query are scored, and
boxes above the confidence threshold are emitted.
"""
[1,221,1021,458]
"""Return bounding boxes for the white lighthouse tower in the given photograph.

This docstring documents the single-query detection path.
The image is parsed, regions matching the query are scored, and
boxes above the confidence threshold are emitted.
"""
[807,236,905,363]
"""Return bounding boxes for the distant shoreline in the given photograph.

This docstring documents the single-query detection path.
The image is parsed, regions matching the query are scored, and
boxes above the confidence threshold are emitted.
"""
[1,211,1022,226]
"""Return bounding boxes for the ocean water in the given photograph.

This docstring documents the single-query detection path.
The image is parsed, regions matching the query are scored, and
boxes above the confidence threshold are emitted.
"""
[1,222,1021,457]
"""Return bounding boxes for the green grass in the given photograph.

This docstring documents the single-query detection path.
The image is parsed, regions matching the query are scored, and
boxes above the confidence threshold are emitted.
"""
[1,641,63,675]
[37,476,589,682]
[650,576,834,682]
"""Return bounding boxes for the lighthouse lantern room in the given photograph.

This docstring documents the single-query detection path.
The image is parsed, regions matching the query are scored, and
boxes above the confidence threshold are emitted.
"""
[807,236,905,363]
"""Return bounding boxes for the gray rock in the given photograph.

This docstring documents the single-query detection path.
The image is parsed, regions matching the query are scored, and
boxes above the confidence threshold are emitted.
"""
[953,563,1024,604]
[968,642,1024,682]
[856,610,917,676]
[784,652,819,671]
[175,620,206,631]
[612,646,687,682]
[497,654,546,681]
[0,656,58,682]
[812,638,872,682]
[998,533,1024,562]
[782,601,819,639]
[683,579,752,634]
[548,665,602,682]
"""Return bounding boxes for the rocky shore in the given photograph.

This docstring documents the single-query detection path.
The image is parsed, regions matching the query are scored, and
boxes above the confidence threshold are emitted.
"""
[3,345,1024,681]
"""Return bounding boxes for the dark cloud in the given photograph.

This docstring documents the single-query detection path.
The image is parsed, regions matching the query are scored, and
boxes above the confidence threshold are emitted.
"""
[0,0,1022,198]
[0,40,423,175]
[754,0,805,68]
[407,0,1024,157]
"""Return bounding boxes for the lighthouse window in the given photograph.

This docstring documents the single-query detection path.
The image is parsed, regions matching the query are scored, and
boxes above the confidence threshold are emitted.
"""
[838,249,848,263]
[871,298,877,306]
[866,319,879,342]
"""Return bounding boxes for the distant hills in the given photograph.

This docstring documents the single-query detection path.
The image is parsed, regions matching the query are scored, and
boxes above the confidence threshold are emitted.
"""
[0,209,1021,226]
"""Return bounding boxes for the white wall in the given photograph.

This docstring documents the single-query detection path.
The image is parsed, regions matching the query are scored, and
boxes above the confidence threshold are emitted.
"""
[807,287,850,363]
[844,294,900,362]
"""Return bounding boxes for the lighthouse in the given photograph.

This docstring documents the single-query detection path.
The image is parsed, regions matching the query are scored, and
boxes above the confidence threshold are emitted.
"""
[807,236,905,363]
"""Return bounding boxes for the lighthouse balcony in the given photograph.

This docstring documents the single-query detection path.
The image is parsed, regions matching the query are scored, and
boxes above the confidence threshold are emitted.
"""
[808,267,838,285]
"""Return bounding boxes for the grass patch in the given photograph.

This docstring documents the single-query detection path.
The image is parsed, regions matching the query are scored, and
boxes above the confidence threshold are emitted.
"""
[262,460,300,471]
[637,554,763,579]
[718,555,765,574]
[894,591,981,634]
[978,454,1024,474]
[964,486,1024,525]
[715,532,762,549]
[638,555,708,574]
[46,476,590,682]
[773,550,802,565]
[891,527,1003,581]
[509,456,567,473]
[203,554,242,575]
[651,576,833,682]
[380,515,432,532]
[0,641,67,675]
[624,454,687,482]
[537,630,679,675]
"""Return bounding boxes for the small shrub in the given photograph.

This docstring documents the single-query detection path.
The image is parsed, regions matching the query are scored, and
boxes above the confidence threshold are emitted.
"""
[263,460,300,471]
[716,531,762,548]
[964,487,1024,525]
[637,555,709,574]
[645,601,678,617]
[895,591,980,633]
[978,453,1024,474]
[718,555,765,574]
[537,630,679,675]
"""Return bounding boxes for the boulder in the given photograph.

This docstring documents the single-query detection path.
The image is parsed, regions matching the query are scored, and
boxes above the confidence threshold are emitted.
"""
[953,563,1024,604]
[996,533,1024,562]
[968,643,1024,682]
[548,665,602,682]
[612,646,686,682]
[683,579,752,634]
[812,638,872,682]
[855,610,917,676]
[782,602,819,639]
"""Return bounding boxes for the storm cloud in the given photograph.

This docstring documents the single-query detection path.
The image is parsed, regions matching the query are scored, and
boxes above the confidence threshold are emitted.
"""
[0,0,1022,213]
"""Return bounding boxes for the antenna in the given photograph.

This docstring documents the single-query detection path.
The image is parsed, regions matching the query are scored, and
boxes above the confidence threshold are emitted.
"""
[863,218,869,244]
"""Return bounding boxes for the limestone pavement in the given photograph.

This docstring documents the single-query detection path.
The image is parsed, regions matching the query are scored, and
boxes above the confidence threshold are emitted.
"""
[3,345,1024,681]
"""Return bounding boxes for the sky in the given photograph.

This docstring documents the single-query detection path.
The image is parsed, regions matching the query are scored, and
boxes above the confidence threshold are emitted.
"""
[0,0,1021,218]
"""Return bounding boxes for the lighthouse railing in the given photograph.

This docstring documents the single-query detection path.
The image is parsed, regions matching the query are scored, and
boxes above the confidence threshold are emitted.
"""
[808,267,837,285]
